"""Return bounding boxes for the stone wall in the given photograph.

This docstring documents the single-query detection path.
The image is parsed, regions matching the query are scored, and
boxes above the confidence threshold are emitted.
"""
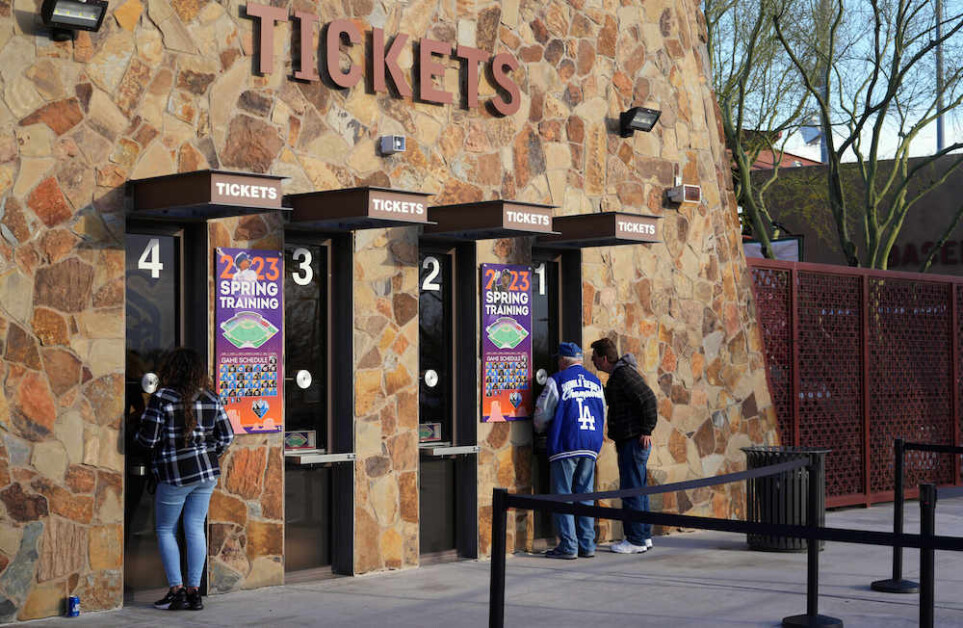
[584,225,769,541]
[0,0,778,618]
[206,214,284,592]
[476,239,534,556]
[352,226,421,573]
[0,2,130,619]
[473,0,778,551]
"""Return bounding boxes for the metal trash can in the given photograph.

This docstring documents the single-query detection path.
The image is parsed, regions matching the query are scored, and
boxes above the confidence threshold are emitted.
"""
[742,446,830,552]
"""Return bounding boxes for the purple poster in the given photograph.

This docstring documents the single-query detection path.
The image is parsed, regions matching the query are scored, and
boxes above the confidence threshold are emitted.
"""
[215,248,284,434]
[481,263,533,422]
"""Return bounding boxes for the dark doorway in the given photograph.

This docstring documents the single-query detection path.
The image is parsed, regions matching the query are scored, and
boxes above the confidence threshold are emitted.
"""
[124,230,181,599]
[417,243,478,561]
[124,223,206,601]
[529,249,582,549]
[418,248,457,556]
[531,254,561,544]
[283,241,333,573]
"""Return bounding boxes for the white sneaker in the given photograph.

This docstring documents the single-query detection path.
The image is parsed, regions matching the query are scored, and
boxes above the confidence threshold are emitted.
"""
[610,539,647,554]
[645,539,653,549]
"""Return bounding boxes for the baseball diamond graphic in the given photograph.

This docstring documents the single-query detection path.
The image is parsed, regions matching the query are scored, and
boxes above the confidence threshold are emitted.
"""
[220,311,280,349]
[486,316,529,349]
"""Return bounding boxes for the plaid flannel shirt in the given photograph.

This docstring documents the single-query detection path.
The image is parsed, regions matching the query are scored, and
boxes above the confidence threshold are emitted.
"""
[136,387,235,486]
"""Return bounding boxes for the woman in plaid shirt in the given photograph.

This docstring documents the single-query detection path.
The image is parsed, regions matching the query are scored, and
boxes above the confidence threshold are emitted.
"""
[136,348,234,611]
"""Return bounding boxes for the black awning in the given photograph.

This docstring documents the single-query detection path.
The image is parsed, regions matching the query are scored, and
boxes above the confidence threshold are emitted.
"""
[286,187,433,230]
[128,170,287,220]
[537,211,662,248]
[423,200,557,240]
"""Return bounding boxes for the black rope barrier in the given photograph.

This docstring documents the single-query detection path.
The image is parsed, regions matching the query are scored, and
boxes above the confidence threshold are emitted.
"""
[524,457,808,503]
[782,452,835,628]
[871,438,918,594]
[920,484,937,628]
[905,442,963,455]
[499,493,963,551]
[936,485,963,500]
[872,438,963,595]
[489,457,962,628]
[489,488,507,628]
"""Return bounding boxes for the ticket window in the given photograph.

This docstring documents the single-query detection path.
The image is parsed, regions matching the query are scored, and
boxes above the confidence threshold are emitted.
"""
[281,234,354,578]
[529,250,582,545]
[283,242,332,573]
[531,254,561,543]
[418,244,478,559]
[419,250,454,446]
[124,225,206,600]
[532,256,561,400]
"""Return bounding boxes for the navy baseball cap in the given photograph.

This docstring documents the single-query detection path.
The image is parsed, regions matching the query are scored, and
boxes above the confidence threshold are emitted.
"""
[557,342,583,358]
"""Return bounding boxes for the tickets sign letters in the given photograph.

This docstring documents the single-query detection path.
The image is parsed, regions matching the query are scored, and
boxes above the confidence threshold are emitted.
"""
[245,4,521,115]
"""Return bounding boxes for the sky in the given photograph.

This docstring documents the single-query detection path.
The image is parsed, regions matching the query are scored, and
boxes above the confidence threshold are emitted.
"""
[783,114,963,163]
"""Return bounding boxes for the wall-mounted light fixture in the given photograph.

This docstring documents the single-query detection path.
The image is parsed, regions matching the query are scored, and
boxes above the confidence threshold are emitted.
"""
[41,0,108,40]
[380,135,406,156]
[619,107,661,137]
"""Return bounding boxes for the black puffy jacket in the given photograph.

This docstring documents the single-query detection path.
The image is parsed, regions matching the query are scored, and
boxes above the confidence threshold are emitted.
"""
[604,354,658,443]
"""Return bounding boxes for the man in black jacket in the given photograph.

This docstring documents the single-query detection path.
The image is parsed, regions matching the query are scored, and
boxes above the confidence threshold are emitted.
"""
[590,337,658,554]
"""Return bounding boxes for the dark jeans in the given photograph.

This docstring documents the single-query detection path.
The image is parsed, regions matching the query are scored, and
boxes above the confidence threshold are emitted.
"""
[616,438,651,545]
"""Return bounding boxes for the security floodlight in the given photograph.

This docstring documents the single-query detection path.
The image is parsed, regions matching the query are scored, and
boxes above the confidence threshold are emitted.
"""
[380,135,406,155]
[619,107,661,137]
[41,0,108,40]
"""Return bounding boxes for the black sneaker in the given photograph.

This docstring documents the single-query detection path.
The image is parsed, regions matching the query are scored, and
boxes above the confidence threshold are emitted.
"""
[544,547,577,560]
[185,588,203,611]
[154,588,185,610]
[168,588,190,610]
[578,548,596,558]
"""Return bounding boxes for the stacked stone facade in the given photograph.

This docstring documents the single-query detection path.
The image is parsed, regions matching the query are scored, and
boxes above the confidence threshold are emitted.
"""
[0,0,778,621]
[353,226,421,572]
[206,214,285,592]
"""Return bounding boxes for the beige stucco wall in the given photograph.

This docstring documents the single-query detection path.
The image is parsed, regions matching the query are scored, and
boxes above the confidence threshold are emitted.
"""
[0,0,777,620]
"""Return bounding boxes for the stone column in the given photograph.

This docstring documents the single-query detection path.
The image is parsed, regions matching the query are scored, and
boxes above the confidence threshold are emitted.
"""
[206,214,285,592]
[476,238,535,557]
[352,227,420,574]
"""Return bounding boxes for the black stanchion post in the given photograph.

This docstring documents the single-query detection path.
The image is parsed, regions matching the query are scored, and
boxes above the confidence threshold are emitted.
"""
[783,452,842,628]
[872,438,919,593]
[489,488,508,628]
[919,483,936,628]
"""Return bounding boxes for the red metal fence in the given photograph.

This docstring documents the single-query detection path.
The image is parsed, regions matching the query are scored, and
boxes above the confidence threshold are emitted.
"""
[749,259,962,507]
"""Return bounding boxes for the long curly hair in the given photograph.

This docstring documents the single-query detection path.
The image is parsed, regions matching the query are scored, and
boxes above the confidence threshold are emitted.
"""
[158,347,211,447]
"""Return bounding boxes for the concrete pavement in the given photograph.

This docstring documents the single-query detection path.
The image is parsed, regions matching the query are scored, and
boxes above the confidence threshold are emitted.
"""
[30,497,963,627]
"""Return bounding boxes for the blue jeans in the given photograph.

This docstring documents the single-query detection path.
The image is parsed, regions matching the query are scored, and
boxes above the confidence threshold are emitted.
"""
[155,479,217,588]
[617,438,651,545]
[549,456,596,554]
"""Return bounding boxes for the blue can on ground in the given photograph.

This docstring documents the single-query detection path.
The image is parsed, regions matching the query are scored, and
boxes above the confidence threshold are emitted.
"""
[67,596,80,617]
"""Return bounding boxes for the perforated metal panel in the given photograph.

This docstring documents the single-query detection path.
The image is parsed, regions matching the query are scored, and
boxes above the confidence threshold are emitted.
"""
[749,260,962,506]
[959,285,963,483]
[797,271,864,498]
[868,279,954,493]
[749,266,794,442]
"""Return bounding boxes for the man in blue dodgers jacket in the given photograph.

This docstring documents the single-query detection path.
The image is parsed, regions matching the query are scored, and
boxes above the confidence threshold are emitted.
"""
[534,342,606,559]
